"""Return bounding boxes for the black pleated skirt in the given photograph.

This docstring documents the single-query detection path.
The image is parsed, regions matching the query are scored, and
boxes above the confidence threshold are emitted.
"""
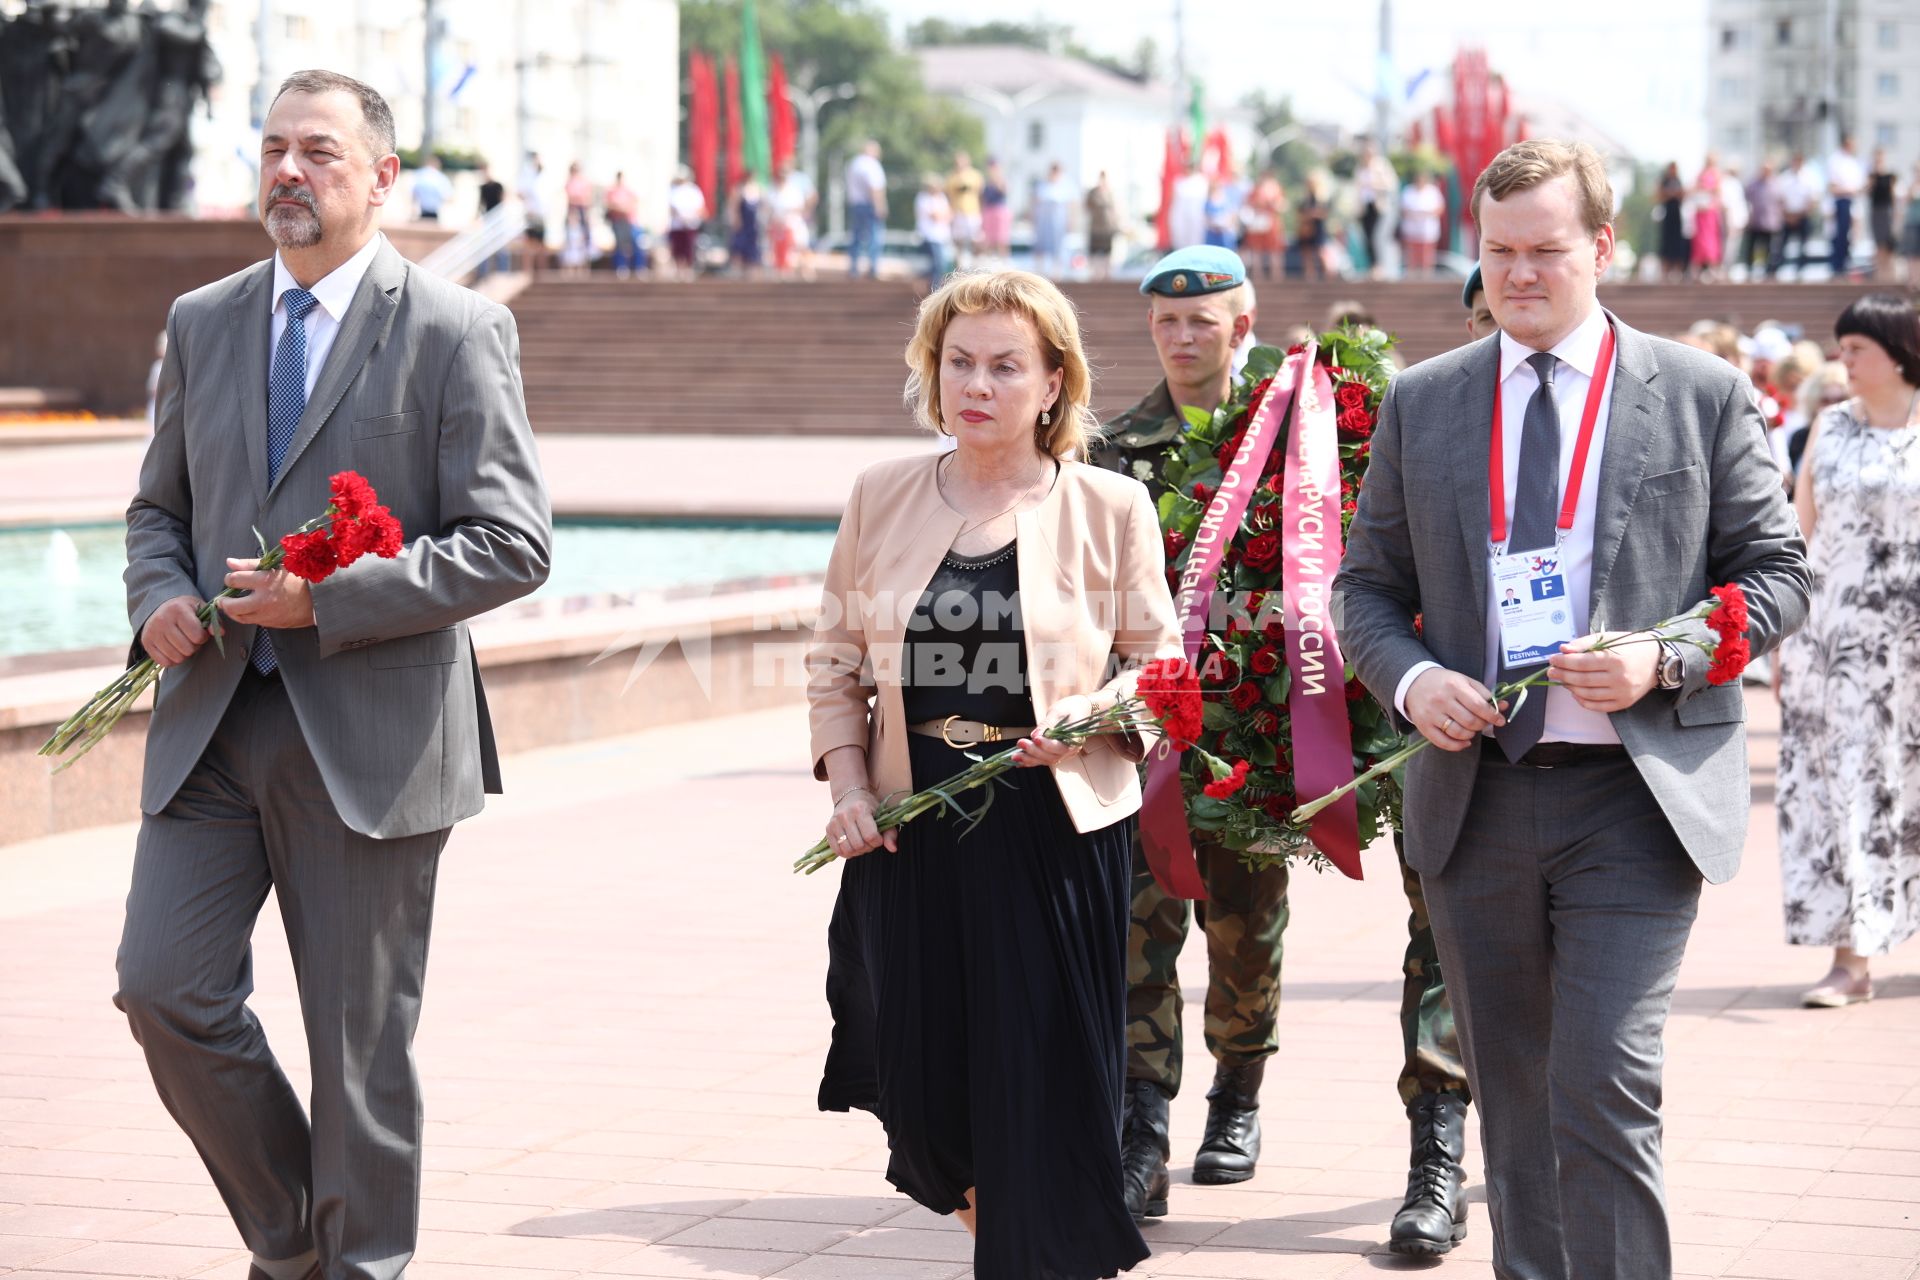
[819,732,1148,1280]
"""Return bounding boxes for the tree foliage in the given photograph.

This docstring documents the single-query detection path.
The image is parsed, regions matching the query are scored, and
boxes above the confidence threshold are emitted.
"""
[681,0,983,229]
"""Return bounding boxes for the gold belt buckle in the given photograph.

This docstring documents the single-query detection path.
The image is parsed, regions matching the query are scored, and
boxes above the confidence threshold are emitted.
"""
[940,716,1003,748]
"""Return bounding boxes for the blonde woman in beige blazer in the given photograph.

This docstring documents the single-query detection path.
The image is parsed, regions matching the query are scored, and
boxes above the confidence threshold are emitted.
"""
[807,271,1180,1278]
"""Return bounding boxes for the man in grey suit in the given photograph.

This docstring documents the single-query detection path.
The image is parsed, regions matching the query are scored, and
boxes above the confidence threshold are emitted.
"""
[1334,140,1809,1279]
[115,70,551,1280]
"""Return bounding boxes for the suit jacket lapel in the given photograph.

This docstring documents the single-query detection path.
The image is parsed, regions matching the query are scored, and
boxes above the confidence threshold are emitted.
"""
[1449,337,1499,613]
[227,263,274,504]
[268,242,407,499]
[1588,316,1662,625]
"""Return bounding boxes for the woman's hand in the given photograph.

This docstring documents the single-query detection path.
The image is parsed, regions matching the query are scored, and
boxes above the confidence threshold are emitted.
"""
[1015,694,1095,769]
[824,788,896,858]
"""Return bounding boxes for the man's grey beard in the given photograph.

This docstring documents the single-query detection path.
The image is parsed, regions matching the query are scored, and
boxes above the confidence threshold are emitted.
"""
[262,187,323,248]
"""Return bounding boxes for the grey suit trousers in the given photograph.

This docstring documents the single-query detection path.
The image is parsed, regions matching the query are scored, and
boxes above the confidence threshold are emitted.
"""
[115,669,446,1280]
[1421,748,1702,1280]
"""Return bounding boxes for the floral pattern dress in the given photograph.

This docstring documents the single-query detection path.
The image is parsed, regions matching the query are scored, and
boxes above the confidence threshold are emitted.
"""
[1777,401,1920,955]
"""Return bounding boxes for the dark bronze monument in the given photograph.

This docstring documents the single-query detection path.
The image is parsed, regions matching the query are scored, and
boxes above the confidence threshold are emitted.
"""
[0,0,220,213]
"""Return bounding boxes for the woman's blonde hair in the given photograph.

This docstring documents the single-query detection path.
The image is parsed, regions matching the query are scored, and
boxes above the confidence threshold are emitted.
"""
[903,269,1097,459]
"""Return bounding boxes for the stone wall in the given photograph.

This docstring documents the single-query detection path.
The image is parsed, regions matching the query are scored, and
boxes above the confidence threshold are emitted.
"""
[0,216,452,414]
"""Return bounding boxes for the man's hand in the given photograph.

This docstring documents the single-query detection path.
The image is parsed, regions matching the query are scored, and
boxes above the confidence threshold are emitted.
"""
[1406,668,1506,751]
[1547,630,1659,713]
[141,595,210,668]
[215,557,315,630]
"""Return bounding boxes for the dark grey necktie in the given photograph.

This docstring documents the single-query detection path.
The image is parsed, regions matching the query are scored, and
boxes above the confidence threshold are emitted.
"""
[1494,351,1559,762]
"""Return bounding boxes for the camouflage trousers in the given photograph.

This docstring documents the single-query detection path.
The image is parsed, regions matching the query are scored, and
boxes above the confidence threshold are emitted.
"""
[1125,828,1471,1103]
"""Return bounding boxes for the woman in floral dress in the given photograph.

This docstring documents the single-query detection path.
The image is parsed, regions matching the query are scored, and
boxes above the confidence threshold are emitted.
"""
[1777,294,1920,1006]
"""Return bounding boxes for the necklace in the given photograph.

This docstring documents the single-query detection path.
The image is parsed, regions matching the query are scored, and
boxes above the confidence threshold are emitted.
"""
[937,454,1055,540]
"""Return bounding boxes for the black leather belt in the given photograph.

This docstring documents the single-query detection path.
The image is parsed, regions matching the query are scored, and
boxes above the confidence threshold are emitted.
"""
[1481,738,1627,769]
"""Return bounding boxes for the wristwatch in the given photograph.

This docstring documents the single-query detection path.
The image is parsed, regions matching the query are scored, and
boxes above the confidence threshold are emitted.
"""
[1656,641,1685,691]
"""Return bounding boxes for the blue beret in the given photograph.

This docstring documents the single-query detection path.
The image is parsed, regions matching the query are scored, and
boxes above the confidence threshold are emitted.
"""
[1140,246,1247,297]
[1462,265,1484,309]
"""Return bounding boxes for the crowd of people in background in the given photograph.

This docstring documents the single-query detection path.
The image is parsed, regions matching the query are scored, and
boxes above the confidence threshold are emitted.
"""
[410,138,1920,291]
[1656,137,1920,283]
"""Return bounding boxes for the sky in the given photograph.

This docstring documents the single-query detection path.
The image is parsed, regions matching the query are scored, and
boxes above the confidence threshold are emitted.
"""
[879,0,1711,166]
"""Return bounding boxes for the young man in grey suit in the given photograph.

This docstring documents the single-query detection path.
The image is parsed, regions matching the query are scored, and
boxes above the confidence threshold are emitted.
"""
[116,70,551,1280]
[1335,140,1809,1279]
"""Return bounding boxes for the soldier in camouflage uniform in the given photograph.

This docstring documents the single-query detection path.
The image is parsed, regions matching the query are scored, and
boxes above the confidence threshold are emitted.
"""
[1095,246,1476,1259]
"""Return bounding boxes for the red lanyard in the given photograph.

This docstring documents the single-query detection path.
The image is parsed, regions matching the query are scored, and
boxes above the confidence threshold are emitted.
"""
[1488,322,1616,548]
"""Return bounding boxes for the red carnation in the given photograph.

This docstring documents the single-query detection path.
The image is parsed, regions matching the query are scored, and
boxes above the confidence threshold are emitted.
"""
[1192,482,1212,505]
[279,528,339,583]
[328,470,377,520]
[1203,759,1252,799]
[1243,532,1283,572]
[1249,644,1281,676]
[1250,377,1274,403]
[1708,583,1749,637]
[1136,657,1204,748]
[1706,635,1751,686]
[1337,406,1374,438]
[1251,708,1279,737]
[1335,381,1368,411]
[1286,343,1306,356]
[1231,681,1262,711]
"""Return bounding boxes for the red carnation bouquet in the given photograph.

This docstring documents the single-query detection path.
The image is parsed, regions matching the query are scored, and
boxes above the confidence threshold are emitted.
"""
[794,657,1227,874]
[39,471,403,770]
[1292,584,1754,827]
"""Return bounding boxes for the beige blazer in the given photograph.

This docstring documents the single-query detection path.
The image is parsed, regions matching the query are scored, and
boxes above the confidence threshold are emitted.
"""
[807,453,1183,834]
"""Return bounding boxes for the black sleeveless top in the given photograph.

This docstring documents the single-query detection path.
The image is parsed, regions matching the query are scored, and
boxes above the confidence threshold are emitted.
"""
[900,539,1032,725]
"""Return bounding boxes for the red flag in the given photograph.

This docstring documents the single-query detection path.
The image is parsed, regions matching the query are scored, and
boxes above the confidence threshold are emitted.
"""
[767,54,795,174]
[1155,127,1185,252]
[723,54,746,193]
[1204,126,1235,181]
[689,52,719,211]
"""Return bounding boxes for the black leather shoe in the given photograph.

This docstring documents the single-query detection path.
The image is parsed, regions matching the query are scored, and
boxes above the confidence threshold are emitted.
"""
[1388,1091,1470,1256]
[1120,1078,1172,1220]
[1192,1061,1263,1185]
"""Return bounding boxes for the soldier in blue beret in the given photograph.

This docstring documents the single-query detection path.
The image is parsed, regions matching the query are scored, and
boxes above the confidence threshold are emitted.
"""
[1093,246,1285,1219]
[1090,247,1255,490]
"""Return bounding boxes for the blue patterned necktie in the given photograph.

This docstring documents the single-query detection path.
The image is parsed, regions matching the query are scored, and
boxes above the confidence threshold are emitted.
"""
[250,287,318,675]
[1494,351,1560,762]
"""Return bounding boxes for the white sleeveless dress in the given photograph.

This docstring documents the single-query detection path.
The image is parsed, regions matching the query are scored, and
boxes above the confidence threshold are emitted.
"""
[1777,401,1920,955]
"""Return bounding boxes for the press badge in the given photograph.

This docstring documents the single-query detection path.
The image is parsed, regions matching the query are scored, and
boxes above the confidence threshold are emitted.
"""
[1492,546,1574,669]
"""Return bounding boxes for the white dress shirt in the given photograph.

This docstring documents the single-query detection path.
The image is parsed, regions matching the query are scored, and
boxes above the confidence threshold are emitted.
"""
[270,233,384,401]
[1394,303,1622,744]
[1826,149,1865,198]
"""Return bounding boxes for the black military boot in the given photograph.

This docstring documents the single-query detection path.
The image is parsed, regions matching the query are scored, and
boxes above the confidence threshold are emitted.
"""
[1192,1061,1263,1185]
[1389,1091,1470,1256]
[1120,1078,1171,1220]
